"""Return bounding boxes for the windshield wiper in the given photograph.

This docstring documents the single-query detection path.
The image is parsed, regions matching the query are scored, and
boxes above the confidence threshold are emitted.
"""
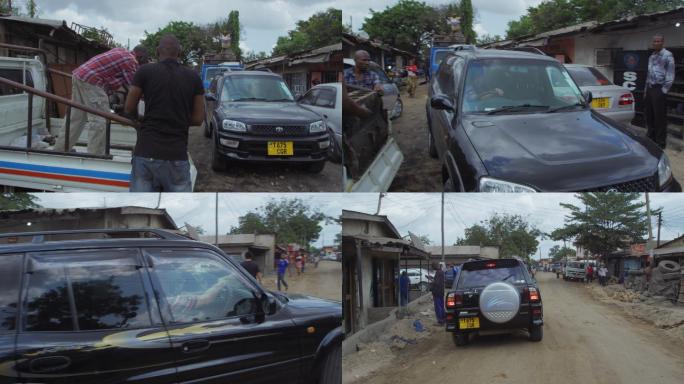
[547,103,585,113]
[232,97,268,102]
[268,98,294,102]
[486,104,549,115]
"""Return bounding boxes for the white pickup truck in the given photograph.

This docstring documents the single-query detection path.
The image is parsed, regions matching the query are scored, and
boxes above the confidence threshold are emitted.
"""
[0,51,197,192]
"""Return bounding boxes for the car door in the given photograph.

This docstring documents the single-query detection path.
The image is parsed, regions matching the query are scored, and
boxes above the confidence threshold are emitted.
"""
[0,254,22,384]
[205,77,220,130]
[14,248,176,384]
[433,57,463,160]
[144,248,302,384]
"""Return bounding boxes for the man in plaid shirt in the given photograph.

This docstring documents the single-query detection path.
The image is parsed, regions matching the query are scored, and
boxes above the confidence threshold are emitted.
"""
[55,46,148,154]
[344,50,382,92]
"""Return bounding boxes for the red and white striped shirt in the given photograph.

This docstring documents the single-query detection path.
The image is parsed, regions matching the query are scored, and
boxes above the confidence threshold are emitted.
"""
[73,48,138,93]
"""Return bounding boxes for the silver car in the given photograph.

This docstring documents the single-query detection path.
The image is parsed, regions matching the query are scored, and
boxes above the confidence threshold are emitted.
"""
[343,58,403,119]
[565,64,635,124]
[297,83,342,163]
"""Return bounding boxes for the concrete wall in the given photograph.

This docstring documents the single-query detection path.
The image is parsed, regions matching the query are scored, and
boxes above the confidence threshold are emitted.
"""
[358,253,374,330]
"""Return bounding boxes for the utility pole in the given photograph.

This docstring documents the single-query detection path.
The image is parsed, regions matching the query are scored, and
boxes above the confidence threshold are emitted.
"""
[215,193,219,246]
[441,191,445,263]
[645,192,653,241]
[375,193,385,215]
[657,211,662,247]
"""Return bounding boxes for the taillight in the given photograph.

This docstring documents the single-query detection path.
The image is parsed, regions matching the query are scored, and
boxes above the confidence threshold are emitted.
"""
[528,287,540,302]
[618,93,634,106]
[446,292,463,308]
[485,262,496,268]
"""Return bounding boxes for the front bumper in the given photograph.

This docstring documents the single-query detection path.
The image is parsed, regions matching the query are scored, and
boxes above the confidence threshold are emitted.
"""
[215,131,330,163]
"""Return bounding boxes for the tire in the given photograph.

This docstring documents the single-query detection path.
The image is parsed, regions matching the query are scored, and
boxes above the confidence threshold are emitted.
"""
[453,332,468,347]
[479,282,520,324]
[529,325,543,342]
[443,175,456,192]
[306,161,326,173]
[203,119,211,138]
[318,344,341,384]
[211,136,228,172]
[390,98,403,119]
[428,128,438,159]
[658,260,680,273]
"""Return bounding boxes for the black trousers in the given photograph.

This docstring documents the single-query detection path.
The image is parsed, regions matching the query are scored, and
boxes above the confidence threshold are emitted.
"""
[644,86,668,148]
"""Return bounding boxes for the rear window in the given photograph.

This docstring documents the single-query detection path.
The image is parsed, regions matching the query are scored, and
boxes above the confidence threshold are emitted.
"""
[567,262,585,269]
[566,66,612,87]
[0,254,22,332]
[457,260,526,288]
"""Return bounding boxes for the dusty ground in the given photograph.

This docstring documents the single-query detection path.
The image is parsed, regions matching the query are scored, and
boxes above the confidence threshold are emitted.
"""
[261,260,341,301]
[343,272,684,384]
[187,125,342,192]
[387,83,684,192]
[388,83,442,192]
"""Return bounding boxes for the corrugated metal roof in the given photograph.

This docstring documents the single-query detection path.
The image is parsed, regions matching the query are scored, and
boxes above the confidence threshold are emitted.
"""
[0,16,66,29]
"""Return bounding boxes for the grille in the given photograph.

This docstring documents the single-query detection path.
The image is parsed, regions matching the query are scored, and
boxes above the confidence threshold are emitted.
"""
[581,175,657,192]
[250,125,309,136]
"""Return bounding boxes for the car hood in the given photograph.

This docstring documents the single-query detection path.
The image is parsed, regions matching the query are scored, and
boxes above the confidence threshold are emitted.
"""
[281,293,342,321]
[463,110,663,191]
[219,101,322,124]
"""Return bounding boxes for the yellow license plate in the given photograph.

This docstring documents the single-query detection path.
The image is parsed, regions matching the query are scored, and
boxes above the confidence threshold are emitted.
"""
[459,317,480,329]
[591,97,610,109]
[267,141,294,156]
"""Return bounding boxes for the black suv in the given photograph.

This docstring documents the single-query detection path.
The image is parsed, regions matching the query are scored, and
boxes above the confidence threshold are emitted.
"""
[0,229,342,384]
[445,258,543,346]
[204,71,331,173]
[426,48,680,192]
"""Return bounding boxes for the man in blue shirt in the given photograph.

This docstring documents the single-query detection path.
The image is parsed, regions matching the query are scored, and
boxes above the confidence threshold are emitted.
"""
[344,50,382,92]
[645,34,675,149]
[277,254,289,291]
[399,271,410,306]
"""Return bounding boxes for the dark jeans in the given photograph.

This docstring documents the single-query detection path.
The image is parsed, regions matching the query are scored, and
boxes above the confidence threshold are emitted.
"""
[400,293,408,307]
[433,293,445,324]
[277,272,288,291]
[645,86,668,148]
[130,156,192,192]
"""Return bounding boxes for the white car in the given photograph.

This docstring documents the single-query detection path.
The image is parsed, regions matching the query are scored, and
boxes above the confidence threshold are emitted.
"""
[564,64,635,124]
[401,268,433,291]
[297,83,342,163]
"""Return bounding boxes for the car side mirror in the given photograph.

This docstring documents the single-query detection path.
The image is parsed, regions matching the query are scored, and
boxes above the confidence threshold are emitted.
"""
[431,95,455,112]
[205,93,217,102]
[583,90,593,106]
[261,293,277,316]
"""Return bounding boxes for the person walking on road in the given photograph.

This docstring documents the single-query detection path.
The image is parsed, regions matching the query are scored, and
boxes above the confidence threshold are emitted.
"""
[55,46,147,154]
[644,34,675,149]
[598,264,607,286]
[586,264,594,283]
[277,254,289,291]
[430,261,446,326]
[240,251,262,283]
[124,34,205,192]
[406,60,418,98]
[400,271,410,307]
[344,50,382,92]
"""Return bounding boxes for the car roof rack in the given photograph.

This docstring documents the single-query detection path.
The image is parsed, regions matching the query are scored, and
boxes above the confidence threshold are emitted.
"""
[0,228,188,243]
[452,45,475,51]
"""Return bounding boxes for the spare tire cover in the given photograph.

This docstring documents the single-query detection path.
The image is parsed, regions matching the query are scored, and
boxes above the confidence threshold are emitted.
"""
[479,282,521,324]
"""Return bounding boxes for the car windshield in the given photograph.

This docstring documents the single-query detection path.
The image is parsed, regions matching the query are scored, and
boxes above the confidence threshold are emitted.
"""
[206,67,224,81]
[567,262,585,269]
[433,50,450,66]
[462,58,584,114]
[221,75,294,102]
[457,265,526,288]
[566,66,613,87]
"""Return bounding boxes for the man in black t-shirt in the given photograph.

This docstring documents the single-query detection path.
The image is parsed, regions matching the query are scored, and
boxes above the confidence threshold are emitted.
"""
[240,251,262,283]
[124,34,205,192]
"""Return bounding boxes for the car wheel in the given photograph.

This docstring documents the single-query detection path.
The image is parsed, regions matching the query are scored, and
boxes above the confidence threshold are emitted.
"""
[658,260,680,273]
[428,128,438,159]
[479,282,520,324]
[443,175,456,192]
[203,119,211,138]
[318,344,341,384]
[390,98,403,119]
[306,161,326,173]
[211,136,228,172]
[453,332,469,347]
[529,325,543,342]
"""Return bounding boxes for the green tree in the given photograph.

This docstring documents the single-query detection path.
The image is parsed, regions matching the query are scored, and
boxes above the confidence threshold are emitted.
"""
[456,213,541,260]
[548,244,576,262]
[362,0,446,55]
[477,34,503,45]
[26,0,37,17]
[555,193,649,259]
[243,50,269,62]
[273,8,342,55]
[459,0,476,44]
[230,198,331,246]
[0,193,40,210]
[140,21,210,64]
[415,234,433,246]
[0,0,18,15]
[226,10,241,59]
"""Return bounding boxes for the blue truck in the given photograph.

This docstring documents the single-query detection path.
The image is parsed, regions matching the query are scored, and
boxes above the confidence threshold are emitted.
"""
[200,62,244,91]
[428,34,466,80]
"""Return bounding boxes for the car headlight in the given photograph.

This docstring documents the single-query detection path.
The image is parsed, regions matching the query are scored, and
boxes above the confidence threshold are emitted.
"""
[309,120,326,133]
[479,177,537,193]
[222,119,246,132]
[658,154,673,188]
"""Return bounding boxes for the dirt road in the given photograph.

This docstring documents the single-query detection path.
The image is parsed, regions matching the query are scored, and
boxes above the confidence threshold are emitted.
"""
[188,126,342,192]
[262,260,341,301]
[344,272,684,384]
[388,83,442,192]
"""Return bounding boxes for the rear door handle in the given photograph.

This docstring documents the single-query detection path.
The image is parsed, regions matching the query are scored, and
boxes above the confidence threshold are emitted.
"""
[29,356,71,373]
[181,339,211,354]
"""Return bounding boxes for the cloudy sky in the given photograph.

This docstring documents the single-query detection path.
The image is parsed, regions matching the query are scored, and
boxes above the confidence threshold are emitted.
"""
[27,0,338,54]
[343,0,545,39]
[342,193,684,260]
[34,193,343,248]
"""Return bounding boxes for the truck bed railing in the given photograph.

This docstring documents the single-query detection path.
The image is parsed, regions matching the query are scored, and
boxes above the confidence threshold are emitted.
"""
[0,74,139,160]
